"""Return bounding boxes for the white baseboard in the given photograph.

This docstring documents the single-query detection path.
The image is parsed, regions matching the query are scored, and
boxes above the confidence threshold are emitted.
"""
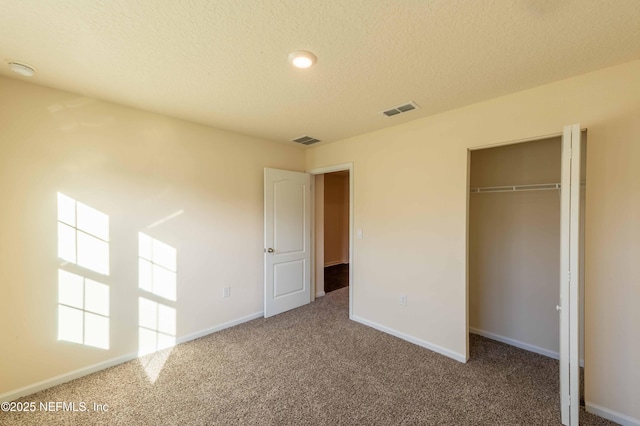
[470,327,559,359]
[586,401,640,426]
[0,311,264,403]
[315,291,326,298]
[176,311,263,344]
[324,260,349,267]
[469,327,584,367]
[0,352,137,403]
[352,315,467,363]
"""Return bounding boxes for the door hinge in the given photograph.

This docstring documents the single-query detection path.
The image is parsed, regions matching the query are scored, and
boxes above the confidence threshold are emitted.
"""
[568,270,571,282]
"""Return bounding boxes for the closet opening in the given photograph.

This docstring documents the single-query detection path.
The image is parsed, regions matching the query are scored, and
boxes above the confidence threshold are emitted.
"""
[467,132,586,409]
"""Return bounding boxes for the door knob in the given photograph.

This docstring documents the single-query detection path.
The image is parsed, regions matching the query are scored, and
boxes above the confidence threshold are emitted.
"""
[267,248,274,253]
[556,305,561,311]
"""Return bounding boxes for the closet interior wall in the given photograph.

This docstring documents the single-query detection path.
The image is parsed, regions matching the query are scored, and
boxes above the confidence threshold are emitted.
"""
[469,137,566,357]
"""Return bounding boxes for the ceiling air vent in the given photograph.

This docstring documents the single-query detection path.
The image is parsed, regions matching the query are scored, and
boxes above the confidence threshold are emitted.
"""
[381,101,420,117]
[291,135,321,145]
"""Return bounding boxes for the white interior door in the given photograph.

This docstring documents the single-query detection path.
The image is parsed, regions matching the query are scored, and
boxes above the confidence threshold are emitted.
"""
[559,124,581,426]
[264,168,311,317]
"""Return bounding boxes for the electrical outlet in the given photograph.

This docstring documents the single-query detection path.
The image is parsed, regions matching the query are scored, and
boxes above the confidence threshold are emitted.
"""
[223,287,231,298]
[399,294,407,306]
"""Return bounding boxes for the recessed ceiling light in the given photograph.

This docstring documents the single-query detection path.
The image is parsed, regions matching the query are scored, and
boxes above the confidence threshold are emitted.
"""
[288,50,317,69]
[6,61,36,77]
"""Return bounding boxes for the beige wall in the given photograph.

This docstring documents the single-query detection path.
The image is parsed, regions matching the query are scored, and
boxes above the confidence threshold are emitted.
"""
[469,138,561,355]
[0,77,305,397]
[306,60,640,422]
[323,172,349,266]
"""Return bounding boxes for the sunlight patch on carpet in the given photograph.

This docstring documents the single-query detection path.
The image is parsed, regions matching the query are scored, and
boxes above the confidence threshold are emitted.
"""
[138,348,174,383]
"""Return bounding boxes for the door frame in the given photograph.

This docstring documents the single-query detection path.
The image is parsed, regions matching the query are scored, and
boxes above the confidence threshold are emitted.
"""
[465,129,586,425]
[308,163,354,319]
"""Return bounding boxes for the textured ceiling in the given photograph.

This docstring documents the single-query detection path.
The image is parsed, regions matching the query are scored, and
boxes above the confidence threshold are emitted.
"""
[1,0,640,147]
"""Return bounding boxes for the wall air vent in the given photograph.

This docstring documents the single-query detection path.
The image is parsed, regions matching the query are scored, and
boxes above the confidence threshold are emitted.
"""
[381,101,420,117]
[291,135,321,145]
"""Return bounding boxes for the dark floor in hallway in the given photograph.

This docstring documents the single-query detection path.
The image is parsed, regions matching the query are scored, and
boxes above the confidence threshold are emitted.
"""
[324,263,349,293]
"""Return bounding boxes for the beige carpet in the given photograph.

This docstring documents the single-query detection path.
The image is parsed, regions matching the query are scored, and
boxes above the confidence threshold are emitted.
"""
[1,287,615,425]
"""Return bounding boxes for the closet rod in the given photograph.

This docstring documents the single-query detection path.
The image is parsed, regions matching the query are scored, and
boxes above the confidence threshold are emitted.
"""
[470,182,586,193]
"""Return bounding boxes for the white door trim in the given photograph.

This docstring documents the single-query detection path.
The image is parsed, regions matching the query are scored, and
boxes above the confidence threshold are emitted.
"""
[308,163,354,319]
[568,124,582,425]
[560,124,582,426]
[560,126,572,425]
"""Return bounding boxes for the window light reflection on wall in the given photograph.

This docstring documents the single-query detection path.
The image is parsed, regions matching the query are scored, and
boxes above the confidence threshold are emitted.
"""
[57,192,110,275]
[57,269,110,349]
[138,233,178,356]
[56,193,110,350]
[138,233,177,302]
[138,297,176,356]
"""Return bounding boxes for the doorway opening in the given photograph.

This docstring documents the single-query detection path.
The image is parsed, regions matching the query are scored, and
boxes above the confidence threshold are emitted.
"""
[321,171,350,293]
[309,164,353,318]
[466,131,586,423]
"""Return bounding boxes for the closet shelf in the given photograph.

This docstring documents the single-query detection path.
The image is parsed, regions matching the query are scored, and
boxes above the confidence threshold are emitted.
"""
[471,182,586,193]
[471,183,560,193]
